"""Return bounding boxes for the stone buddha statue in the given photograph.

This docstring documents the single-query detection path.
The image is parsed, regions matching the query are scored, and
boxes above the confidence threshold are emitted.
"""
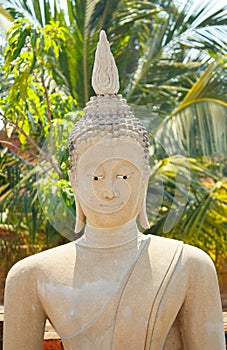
[3,31,225,350]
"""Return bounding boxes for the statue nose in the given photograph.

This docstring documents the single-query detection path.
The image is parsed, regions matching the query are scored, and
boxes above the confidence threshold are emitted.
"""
[103,190,119,199]
[103,190,114,199]
[102,176,119,199]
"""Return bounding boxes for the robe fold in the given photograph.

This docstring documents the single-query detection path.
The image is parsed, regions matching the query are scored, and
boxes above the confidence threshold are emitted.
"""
[112,235,183,349]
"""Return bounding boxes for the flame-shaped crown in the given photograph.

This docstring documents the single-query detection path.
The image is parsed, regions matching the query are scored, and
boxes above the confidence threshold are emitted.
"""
[92,30,120,95]
[69,30,150,175]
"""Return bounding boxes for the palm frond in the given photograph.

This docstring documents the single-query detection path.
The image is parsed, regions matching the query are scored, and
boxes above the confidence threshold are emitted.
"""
[154,62,227,162]
[155,100,227,161]
[127,0,227,109]
[0,0,41,26]
[147,156,227,269]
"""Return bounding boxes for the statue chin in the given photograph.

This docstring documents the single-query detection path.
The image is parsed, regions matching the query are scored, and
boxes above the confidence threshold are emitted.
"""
[3,30,225,350]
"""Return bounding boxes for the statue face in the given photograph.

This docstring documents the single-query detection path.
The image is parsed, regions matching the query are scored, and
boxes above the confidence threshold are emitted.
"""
[72,140,148,228]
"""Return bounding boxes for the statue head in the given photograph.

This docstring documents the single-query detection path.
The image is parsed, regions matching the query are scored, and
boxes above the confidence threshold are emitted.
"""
[69,31,150,232]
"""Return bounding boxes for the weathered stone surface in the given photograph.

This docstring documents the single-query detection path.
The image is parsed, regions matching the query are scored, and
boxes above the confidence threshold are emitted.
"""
[0,307,63,349]
[92,30,119,95]
[0,308,226,349]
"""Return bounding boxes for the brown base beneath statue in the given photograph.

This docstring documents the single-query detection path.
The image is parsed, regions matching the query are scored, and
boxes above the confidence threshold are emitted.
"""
[0,307,226,349]
[42,339,64,350]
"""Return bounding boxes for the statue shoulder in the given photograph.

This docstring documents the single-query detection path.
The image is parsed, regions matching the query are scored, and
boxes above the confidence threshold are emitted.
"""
[182,243,217,276]
[6,242,76,283]
[145,235,216,277]
[146,234,183,253]
[146,235,214,268]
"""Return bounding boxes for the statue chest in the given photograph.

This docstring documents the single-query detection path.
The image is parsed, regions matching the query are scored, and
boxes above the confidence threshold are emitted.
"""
[37,238,184,350]
[38,245,143,341]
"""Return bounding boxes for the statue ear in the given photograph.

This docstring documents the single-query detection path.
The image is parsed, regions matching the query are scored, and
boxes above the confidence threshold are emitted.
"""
[74,195,86,233]
[138,197,150,230]
[138,173,150,230]
[68,171,86,233]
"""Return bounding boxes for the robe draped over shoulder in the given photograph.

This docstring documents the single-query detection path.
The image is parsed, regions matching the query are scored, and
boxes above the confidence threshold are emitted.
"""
[112,235,184,349]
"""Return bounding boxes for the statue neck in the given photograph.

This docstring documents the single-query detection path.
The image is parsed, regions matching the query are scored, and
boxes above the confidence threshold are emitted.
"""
[76,219,143,249]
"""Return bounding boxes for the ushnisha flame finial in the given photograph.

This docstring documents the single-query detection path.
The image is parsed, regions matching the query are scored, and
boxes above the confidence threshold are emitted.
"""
[92,30,120,95]
[69,30,150,177]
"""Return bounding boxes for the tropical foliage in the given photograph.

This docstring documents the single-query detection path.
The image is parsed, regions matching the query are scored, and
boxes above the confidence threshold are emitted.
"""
[0,18,78,248]
[0,0,226,274]
[147,156,227,272]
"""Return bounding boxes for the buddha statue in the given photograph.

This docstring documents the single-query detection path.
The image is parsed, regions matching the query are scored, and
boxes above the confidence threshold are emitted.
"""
[3,31,225,350]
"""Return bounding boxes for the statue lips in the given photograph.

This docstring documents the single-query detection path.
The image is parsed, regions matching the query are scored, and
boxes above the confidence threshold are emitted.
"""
[99,201,125,215]
[99,202,124,208]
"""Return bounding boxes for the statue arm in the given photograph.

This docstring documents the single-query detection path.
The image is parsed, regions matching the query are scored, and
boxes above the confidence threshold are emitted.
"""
[3,258,46,350]
[180,245,225,350]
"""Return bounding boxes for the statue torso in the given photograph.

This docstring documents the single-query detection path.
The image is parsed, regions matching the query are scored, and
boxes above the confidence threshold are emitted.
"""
[37,233,185,350]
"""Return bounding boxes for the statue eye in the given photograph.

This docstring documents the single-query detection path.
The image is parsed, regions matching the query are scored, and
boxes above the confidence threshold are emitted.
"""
[90,175,104,181]
[116,174,129,180]
[116,172,134,180]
